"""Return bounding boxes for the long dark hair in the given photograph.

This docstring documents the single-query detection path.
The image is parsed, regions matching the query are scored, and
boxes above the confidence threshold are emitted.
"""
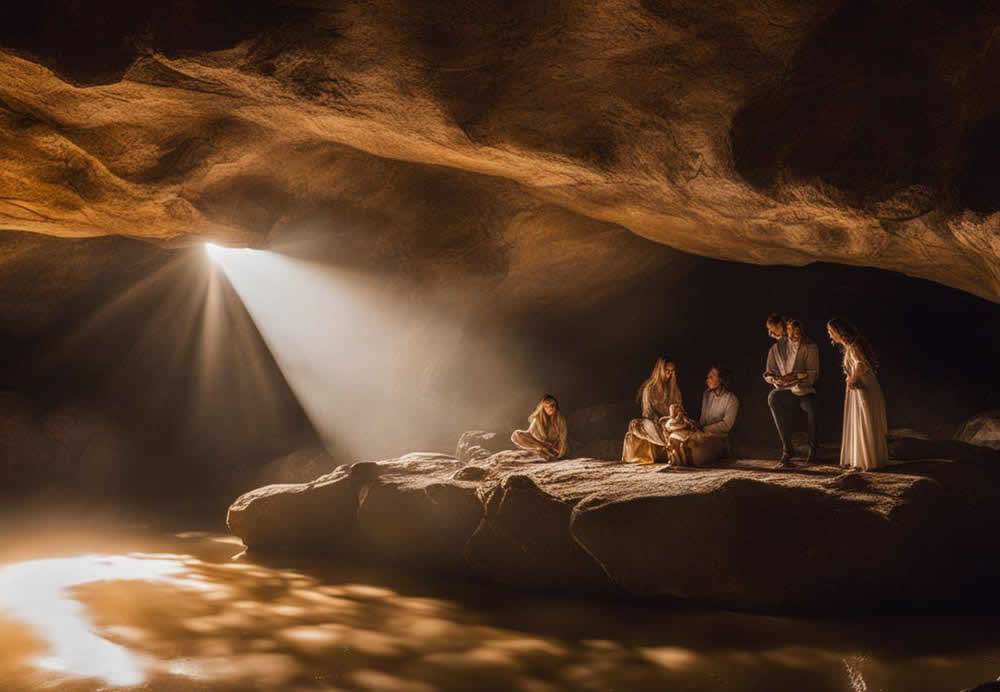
[827,318,879,372]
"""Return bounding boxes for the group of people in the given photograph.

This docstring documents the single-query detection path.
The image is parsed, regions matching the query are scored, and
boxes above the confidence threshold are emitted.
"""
[510,315,889,472]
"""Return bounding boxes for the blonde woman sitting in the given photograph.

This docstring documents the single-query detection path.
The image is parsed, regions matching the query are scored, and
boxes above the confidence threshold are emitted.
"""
[622,357,683,463]
[511,394,569,461]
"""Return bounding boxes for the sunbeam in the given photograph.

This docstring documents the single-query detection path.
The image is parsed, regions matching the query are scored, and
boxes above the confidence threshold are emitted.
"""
[203,241,539,459]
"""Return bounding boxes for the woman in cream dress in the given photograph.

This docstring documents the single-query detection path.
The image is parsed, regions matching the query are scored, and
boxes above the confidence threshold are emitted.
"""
[827,318,888,471]
[511,395,569,460]
[622,358,683,463]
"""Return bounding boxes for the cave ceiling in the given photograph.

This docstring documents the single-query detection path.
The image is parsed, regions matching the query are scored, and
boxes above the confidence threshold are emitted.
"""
[2,0,1000,302]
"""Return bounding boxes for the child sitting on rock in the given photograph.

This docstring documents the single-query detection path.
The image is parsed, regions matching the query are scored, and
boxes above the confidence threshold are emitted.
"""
[661,403,698,466]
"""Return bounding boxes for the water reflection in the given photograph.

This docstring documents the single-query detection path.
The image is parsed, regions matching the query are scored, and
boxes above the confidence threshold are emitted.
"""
[0,554,199,686]
[0,527,997,691]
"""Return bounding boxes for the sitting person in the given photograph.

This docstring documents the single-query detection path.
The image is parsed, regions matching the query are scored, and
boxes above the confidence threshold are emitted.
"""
[764,314,821,467]
[511,394,569,460]
[677,366,739,467]
[622,357,683,463]
[662,403,698,466]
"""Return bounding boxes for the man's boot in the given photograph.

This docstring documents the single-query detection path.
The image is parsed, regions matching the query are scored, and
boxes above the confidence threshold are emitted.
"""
[775,449,792,468]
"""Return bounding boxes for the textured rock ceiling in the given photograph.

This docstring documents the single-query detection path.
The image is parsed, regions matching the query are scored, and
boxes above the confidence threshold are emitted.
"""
[2,0,1000,301]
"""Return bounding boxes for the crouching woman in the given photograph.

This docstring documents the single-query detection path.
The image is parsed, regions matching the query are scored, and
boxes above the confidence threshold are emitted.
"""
[511,394,569,461]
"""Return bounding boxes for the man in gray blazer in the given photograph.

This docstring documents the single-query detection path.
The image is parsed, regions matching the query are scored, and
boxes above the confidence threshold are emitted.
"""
[763,315,820,467]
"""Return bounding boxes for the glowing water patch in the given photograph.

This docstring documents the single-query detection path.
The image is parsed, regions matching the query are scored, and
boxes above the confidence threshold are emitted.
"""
[0,553,205,686]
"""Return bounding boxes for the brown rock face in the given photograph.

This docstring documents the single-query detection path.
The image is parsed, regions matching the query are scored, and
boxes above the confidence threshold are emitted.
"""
[228,444,1000,612]
[956,410,1000,451]
[2,1,1000,301]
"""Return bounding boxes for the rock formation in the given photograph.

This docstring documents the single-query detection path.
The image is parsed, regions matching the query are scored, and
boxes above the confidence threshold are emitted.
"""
[3,1,1000,301]
[229,437,1000,612]
[956,410,1000,451]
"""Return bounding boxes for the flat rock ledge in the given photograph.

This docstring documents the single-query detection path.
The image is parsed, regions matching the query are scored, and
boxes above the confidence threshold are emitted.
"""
[228,443,1000,612]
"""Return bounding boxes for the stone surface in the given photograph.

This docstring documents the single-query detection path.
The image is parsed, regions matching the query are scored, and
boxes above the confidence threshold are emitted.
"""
[355,454,483,570]
[226,465,362,553]
[228,442,1000,611]
[955,410,1000,450]
[3,1,1000,302]
[456,431,513,464]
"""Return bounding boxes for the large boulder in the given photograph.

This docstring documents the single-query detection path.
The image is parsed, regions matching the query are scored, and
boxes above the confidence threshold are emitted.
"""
[355,454,483,571]
[466,458,613,591]
[227,465,363,553]
[228,444,1000,612]
[569,470,944,609]
[955,410,1000,450]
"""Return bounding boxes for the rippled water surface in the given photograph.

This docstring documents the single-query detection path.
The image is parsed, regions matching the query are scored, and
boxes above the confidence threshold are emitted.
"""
[1,510,998,692]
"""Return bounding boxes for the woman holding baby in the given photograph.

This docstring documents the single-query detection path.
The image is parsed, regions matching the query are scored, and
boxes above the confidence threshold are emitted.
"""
[621,357,683,463]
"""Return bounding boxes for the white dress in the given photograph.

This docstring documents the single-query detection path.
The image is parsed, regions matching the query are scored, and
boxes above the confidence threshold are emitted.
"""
[840,346,888,470]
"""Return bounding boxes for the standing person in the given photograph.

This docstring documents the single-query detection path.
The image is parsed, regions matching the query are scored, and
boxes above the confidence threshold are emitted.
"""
[511,394,569,460]
[681,366,739,467]
[827,318,888,471]
[764,315,821,467]
[622,358,683,463]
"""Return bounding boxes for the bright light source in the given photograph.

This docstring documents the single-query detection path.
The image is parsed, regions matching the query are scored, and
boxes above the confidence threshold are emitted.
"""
[205,243,257,264]
[0,554,204,686]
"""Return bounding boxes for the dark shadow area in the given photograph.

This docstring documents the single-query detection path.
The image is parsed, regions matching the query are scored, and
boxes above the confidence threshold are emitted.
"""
[731,0,1000,212]
[957,112,1000,213]
[0,233,321,506]
[515,256,1000,458]
[0,0,317,85]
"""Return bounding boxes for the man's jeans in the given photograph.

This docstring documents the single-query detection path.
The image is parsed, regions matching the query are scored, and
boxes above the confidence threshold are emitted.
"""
[767,388,817,452]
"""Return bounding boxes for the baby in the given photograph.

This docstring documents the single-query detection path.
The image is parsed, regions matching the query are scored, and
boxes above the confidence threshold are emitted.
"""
[660,403,698,466]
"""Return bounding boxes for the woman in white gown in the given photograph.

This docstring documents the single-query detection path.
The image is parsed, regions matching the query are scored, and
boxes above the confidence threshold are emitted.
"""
[622,358,683,463]
[827,318,888,471]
